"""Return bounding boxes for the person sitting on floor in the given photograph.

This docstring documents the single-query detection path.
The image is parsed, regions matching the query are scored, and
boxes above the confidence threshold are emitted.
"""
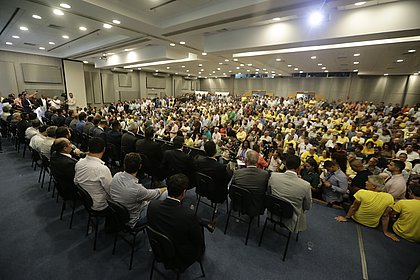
[110,153,167,228]
[321,160,349,205]
[381,183,420,243]
[335,175,394,228]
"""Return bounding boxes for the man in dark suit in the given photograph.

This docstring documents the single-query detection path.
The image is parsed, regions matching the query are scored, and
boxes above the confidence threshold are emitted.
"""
[121,122,139,155]
[194,140,231,203]
[82,115,94,135]
[136,126,163,176]
[91,119,108,141]
[160,135,196,183]
[147,174,205,271]
[50,138,78,198]
[231,150,269,214]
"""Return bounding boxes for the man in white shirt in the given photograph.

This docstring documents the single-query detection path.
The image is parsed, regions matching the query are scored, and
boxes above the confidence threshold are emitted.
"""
[25,119,41,140]
[396,144,419,162]
[74,137,112,211]
[29,125,48,153]
[40,126,57,159]
[67,92,77,111]
[384,160,407,202]
[212,127,222,143]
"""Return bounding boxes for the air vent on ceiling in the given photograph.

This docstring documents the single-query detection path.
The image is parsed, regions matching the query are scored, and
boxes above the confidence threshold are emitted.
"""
[48,24,64,30]
[24,42,36,46]
[337,56,347,59]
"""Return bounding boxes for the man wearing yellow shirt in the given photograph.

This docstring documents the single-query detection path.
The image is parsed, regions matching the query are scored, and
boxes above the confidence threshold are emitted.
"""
[236,127,247,142]
[365,134,383,147]
[301,147,320,164]
[382,184,420,243]
[335,175,394,228]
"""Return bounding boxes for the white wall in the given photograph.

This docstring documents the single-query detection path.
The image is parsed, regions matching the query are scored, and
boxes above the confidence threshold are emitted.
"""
[0,50,64,98]
[63,60,87,109]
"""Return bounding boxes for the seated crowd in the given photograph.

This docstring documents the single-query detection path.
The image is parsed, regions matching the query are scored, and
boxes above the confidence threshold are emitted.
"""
[1,92,420,267]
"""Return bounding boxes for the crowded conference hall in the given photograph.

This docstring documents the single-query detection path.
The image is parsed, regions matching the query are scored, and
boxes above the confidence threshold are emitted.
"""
[0,0,419,279]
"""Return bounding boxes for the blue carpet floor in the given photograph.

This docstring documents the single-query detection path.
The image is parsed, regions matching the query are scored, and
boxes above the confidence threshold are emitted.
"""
[0,140,419,280]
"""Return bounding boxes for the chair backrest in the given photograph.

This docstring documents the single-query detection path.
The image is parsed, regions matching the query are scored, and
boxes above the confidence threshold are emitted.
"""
[75,183,94,211]
[138,153,152,174]
[229,184,265,217]
[265,194,294,222]
[41,155,51,168]
[52,175,78,200]
[107,200,130,232]
[146,226,179,269]
[195,172,216,198]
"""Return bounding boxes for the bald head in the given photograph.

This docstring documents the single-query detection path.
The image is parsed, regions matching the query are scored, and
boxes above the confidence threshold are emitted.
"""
[350,159,364,172]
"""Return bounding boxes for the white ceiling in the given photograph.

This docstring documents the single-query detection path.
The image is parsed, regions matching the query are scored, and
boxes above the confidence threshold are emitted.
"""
[0,0,419,77]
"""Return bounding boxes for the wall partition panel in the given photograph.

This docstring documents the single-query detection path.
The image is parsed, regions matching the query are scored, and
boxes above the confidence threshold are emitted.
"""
[63,60,87,108]
[0,61,19,96]
[348,76,387,102]
[382,76,407,105]
[84,72,93,104]
[405,75,420,105]
[101,73,115,103]
[92,72,102,104]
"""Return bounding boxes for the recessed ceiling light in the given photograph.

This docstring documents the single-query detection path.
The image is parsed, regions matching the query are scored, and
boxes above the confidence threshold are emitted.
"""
[112,20,121,24]
[202,52,207,56]
[181,65,185,68]
[138,68,142,70]
[294,68,298,70]
[324,70,329,73]
[186,70,190,72]
[353,53,360,56]
[271,71,276,73]
[179,41,185,45]
[311,56,316,59]
[219,62,223,65]
[233,58,238,61]
[60,3,71,9]
[321,67,326,69]
[396,59,403,63]
[32,14,42,19]
[169,43,175,46]
[287,65,292,67]
[188,74,191,76]
[49,41,55,45]
[103,23,112,29]
[408,49,416,53]
[308,11,324,26]
[12,35,20,39]
[212,71,216,73]
[39,47,45,50]
[256,69,260,71]
[20,26,28,31]
[62,35,69,39]
[175,72,178,75]
[5,42,13,45]
[299,71,303,73]
[255,72,259,74]
[276,58,281,61]
[247,64,252,66]
[83,61,88,64]
[217,68,221,70]
[263,68,267,71]
[228,70,232,73]
[246,69,250,72]
[198,64,203,66]
[353,69,358,72]
[239,64,244,67]
[106,52,114,55]
[198,72,201,74]
[53,9,64,16]
[236,67,240,69]
[200,69,204,71]
[224,59,229,62]
[354,2,366,6]
[384,73,389,76]
[79,26,87,31]
[273,17,281,21]
[318,63,322,66]
[124,48,132,52]
[353,61,360,64]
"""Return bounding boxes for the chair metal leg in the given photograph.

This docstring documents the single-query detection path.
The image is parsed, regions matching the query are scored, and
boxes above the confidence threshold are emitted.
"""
[258,218,269,246]
[282,231,292,262]
[60,201,66,220]
[150,258,155,280]
[225,198,229,214]
[86,214,91,236]
[176,272,180,280]
[52,181,56,198]
[224,208,233,234]
[112,233,118,255]
[199,260,205,277]
[211,203,217,221]
[257,215,260,227]
[129,234,136,270]
[23,143,27,158]
[47,174,52,192]
[69,200,76,229]
[195,196,201,216]
[93,217,99,250]
[38,166,43,183]
[41,168,46,188]
[245,217,254,245]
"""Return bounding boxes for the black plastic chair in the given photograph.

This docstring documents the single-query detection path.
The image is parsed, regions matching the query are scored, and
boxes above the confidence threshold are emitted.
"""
[194,172,228,221]
[258,194,298,261]
[223,184,265,245]
[75,184,109,250]
[52,176,78,229]
[146,226,205,280]
[107,200,146,270]
[40,155,53,190]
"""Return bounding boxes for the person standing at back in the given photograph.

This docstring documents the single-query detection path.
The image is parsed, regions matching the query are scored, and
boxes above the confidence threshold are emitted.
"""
[268,155,312,233]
